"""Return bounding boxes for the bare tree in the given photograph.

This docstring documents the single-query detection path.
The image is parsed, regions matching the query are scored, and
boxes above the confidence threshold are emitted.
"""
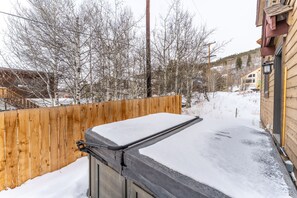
[151,0,226,107]
[1,0,226,108]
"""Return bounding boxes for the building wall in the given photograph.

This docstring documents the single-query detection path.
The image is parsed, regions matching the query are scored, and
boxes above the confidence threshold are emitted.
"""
[0,69,53,98]
[260,0,297,167]
[283,0,297,166]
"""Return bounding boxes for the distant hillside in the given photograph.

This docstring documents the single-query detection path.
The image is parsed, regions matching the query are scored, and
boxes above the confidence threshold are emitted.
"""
[214,48,260,66]
[210,48,261,90]
[211,48,261,75]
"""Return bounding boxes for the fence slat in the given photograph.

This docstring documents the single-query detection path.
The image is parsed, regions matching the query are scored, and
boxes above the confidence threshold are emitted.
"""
[66,106,75,164]
[86,104,93,129]
[4,111,18,188]
[0,113,5,190]
[91,104,99,126]
[121,100,127,120]
[133,100,139,118]
[103,102,112,123]
[29,109,41,178]
[167,96,171,113]
[114,101,122,122]
[49,108,59,171]
[17,110,30,185]
[160,97,166,112]
[58,108,67,168]
[73,106,81,159]
[152,98,158,114]
[80,105,87,156]
[127,100,133,119]
[82,105,92,157]
[97,103,105,126]
[179,95,182,114]
[0,96,181,190]
[40,109,50,175]
[171,96,176,114]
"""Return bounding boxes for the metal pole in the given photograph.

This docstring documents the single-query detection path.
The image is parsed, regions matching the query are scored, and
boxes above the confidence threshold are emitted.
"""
[146,0,152,97]
[205,42,216,92]
[208,44,211,69]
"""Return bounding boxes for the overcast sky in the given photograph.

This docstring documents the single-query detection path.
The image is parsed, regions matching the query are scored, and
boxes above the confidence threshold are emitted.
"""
[0,0,261,59]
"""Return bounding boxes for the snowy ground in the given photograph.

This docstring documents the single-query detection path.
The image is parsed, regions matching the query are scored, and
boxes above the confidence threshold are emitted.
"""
[2,91,291,198]
[0,100,16,111]
[184,91,261,127]
[0,158,89,198]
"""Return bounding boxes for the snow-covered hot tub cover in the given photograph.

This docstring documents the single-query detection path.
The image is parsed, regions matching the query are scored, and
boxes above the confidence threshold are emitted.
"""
[84,113,297,198]
[91,113,195,145]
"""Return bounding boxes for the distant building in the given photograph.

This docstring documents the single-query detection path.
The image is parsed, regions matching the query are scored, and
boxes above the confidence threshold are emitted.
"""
[240,68,261,91]
[0,67,54,98]
[0,67,54,110]
[212,48,262,89]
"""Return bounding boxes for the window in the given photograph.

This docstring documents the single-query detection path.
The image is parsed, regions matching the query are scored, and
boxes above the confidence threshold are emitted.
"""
[245,79,253,84]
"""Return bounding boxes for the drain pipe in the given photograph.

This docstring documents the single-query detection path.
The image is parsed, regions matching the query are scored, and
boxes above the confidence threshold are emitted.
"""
[285,160,297,183]
[281,67,288,147]
[290,172,296,183]
[280,147,287,158]
[279,146,296,183]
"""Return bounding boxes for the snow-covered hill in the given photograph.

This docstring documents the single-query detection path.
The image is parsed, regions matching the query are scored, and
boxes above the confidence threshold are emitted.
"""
[183,91,260,127]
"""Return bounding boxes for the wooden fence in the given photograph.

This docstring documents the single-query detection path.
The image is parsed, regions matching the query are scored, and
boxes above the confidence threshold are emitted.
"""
[0,95,181,190]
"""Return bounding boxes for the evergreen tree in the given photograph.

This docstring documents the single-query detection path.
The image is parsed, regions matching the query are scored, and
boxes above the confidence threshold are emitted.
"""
[236,57,242,70]
[246,54,252,67]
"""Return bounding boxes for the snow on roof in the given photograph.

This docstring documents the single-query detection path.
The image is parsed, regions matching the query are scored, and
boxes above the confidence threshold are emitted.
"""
[139,118,294,198]
[92,113,195,145]
[210,66,224,72]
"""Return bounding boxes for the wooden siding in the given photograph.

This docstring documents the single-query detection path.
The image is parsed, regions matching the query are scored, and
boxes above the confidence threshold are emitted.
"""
[284,0,297,168]
[260,70,275,131]
[0,95,181,190]
[261,0,297,169]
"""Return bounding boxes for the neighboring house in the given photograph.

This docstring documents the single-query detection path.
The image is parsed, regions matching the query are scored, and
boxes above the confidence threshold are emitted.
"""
[241,68,261,91]
[0,67,54,98]
[0,67,54,110]
[256,0,297,168]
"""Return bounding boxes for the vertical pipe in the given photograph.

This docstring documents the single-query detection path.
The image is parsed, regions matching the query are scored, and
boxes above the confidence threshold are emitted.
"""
[146,0,152,97]
[208,44,211,92]
[281,67,287,147]
[208,44,210,68]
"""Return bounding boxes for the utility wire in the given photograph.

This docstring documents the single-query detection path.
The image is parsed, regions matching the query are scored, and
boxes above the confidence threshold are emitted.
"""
[191,0,204,22]
[0,10,135,46]
[0,10,50,27]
